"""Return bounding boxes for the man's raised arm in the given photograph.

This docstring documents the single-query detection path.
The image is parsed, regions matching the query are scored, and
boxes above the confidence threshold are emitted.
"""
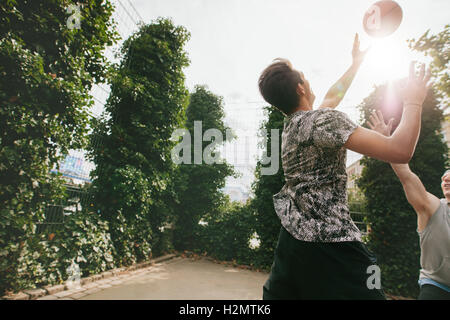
[367,110,440,231]
[319,33,369,109]
[390,163,440,230]
[344,61,432,164]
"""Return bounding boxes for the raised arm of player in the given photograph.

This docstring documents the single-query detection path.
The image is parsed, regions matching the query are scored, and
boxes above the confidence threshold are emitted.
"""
[390,164,441,231]
[319,33,369,109]
[343,61,432,163]
[367,109,440,232]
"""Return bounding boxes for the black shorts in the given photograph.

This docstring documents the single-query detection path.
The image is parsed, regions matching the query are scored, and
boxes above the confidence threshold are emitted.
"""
[418,284,450,300]
[263,226,386,300]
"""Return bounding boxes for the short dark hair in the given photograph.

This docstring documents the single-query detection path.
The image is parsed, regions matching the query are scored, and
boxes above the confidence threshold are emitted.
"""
[258,58,303,115]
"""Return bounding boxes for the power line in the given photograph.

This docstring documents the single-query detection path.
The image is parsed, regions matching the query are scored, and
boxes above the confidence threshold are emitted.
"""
[114,12,135,38]
[127,0,144,22]
[116,0,138,25]
[94,84,110,95]
[92,96,106,108]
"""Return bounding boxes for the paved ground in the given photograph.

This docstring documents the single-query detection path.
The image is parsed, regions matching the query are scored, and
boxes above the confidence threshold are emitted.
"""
[37,257,269,300]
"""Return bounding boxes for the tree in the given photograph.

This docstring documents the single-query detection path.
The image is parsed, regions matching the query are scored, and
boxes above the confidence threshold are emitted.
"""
[194,198,257,266]
[0,0,118,294]
[408,24,449,109]
[172,85,235,251]
[357,83,447,297]
[250,106,285,269]
[87,18,191,266]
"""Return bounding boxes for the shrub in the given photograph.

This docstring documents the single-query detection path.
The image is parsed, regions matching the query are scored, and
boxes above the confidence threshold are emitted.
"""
[193,200,258,267]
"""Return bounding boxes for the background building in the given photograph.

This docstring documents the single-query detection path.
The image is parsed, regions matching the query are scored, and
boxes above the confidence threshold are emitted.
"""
[222,185,250,203]
[346,159,364,191]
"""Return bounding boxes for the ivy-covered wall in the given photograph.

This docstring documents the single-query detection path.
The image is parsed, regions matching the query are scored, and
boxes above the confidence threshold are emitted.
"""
[0,0,118,295]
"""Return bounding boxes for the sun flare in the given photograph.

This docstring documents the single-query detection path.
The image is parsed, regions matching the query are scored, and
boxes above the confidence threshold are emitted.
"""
[363,38,418,84]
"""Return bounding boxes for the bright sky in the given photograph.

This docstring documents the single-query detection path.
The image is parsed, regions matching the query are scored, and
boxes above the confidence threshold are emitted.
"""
[114,0,450,191]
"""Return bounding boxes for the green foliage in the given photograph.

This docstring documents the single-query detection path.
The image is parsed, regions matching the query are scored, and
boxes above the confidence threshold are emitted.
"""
[53,209,116,278]
[92,165,154,265]
[193,199,258,266]
[172,85,235,251]
[0,0,117,295]
[408,25,449,107]
[194,105,286,270]
[167,104,284,271]
[1,186,116,294]
[87,18,191,266]
[357,84,448,297]
[250,106,285,269]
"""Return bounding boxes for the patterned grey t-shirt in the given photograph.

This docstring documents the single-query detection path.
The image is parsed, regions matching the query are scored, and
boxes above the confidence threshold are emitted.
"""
[273,108,362,242]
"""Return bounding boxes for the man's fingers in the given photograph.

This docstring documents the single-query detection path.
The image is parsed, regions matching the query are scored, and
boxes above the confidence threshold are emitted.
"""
[369,112,377,124]
[376,110,385,123]
[424,68,432,84]
[409,61,416,79]
[387,118,394,132]
[353,33,359,51]
[418,63,425,81]
[371,110,381,123]
[369,112,378,124]
[368,121,375,130]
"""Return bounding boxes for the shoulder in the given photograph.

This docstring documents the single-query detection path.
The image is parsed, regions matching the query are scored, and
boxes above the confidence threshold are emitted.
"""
[313,108,357,130]
[315,108,347,116]
[438,198,449,215]
[314,108,353,122]
[419,198,448,234]
[426,196,445,218]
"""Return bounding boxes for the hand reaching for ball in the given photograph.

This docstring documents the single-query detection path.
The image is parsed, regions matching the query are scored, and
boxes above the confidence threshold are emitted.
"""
[368,110,394,137]
[401,61,432,107]
[352,33,370,66]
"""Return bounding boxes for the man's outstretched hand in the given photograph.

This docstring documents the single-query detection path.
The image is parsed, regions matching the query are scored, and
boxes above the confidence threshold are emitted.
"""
[402,61,432,106]
[352,33,370,66]
[319,33,369,109]
[368,110,394,137]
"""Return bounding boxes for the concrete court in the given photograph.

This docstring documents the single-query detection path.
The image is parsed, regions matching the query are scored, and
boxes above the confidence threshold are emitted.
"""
[81,257,269,300]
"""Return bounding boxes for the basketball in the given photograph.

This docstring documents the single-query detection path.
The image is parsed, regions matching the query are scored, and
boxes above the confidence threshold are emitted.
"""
[363,0,403,38]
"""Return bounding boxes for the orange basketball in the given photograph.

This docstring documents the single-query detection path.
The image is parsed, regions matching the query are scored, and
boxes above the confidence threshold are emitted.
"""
[363,0,403,38]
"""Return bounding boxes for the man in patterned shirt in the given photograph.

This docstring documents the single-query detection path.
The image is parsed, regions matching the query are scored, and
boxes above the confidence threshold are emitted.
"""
[258,34,432,299]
